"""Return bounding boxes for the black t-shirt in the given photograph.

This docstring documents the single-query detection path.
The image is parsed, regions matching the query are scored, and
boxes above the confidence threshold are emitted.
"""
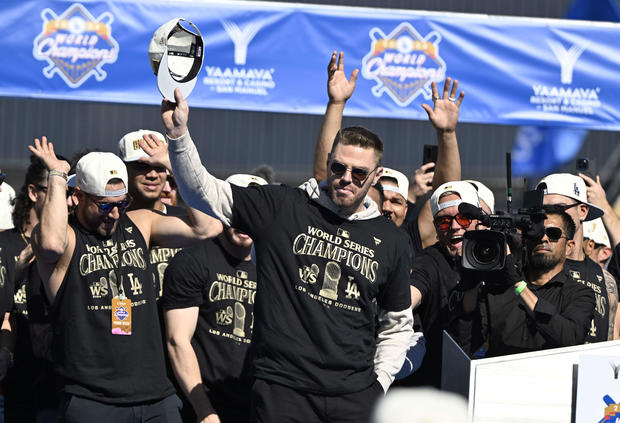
[150,204,186,299]
[229,184,412,395]
[607,242,620,288]
[480,268,595,357]
[404,216,423,259]
[51,214,174,404]
[0,229,28,315]
[409,242,464,387]
[564,256,608,343]
[162,238,256,414]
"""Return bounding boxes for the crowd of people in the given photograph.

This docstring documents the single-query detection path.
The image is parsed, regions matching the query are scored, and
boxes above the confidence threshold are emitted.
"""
[0,50,619,423]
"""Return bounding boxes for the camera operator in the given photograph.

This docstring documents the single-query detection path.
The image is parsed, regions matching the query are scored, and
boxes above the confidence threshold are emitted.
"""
[467,208,595,357]
[536,173,609,342]
[408,181,481,387]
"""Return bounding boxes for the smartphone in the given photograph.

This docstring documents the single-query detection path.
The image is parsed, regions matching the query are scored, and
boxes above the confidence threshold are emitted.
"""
[422,145,438,173]
[576,157,595,179]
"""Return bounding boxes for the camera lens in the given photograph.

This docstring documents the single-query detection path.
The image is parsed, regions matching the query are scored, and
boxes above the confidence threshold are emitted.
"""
[472,241,498,265]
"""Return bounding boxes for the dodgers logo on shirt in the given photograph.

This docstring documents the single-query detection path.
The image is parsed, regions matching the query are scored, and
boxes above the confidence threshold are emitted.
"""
[361,22,446,106]
[32,3,119,88]
[114,305,129,321]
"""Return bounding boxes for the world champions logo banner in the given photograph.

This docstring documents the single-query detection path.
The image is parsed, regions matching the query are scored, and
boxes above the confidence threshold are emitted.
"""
[361,22,446,107]
[32,3,119,88]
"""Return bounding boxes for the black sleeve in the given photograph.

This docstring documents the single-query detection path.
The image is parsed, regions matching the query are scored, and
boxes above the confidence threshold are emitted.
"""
[0,253,15,316]
[529,282,595,346]
[161,245,208,310]
[230,184,290,239]
[608,243,620,285]
[377,236,412,311]
[410,253,436,301]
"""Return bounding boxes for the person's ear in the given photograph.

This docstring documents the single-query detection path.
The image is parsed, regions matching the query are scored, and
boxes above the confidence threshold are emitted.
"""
[565,239,576,257]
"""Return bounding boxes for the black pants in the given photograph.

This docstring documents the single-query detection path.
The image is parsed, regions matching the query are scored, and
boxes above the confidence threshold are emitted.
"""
[59,393,182,423]
[250,378,384,423]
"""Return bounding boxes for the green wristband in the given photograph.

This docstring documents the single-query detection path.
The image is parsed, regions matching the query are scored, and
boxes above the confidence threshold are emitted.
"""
[514,281,527,296]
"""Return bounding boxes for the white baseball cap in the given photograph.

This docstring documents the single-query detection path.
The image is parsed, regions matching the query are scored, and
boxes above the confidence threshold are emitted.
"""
[465,180,495,213]
[380,167,409,201]
[148,18,204,101]
[430,180,480,216]
[75,152,128,197]
[583,218,611,248]
[536,173,604,221]
[118,129,166,162]
[225,174,268,187]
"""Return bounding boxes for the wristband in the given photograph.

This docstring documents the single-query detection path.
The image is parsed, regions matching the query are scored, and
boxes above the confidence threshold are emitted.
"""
[48,170,68,181]
[514,281,527,296]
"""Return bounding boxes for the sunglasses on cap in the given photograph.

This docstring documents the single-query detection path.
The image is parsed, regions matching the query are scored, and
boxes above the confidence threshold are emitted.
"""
[542,226,565,242]
[330,161,377,183]
[433,213,473,231]
[86,193,133,214]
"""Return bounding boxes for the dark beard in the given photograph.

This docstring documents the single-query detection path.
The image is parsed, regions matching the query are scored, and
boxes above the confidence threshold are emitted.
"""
[528,251,561,272]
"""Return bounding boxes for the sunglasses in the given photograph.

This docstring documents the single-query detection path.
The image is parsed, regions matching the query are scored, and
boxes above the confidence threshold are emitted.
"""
[330,161,377,183]
[86,194,132,214]
[543,226,565,242]
[434,213,473,231]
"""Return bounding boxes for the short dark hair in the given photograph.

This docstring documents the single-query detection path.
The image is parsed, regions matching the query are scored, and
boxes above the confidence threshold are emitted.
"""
[331,126,384,163]
[543,205,576,240]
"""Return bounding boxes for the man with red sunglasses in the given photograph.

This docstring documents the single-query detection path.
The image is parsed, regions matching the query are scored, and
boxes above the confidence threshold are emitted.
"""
[408,181,481,387]
[28,139,223,422]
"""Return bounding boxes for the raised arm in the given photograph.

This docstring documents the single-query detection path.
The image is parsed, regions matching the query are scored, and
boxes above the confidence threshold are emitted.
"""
[580,173,620,248]
[157,89,235,227]
[28,137,75,301]
[418,78,465,249]
[313,51,358,182]
[166,307,220,423]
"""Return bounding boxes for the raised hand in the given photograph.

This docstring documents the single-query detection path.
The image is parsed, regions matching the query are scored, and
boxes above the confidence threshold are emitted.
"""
[580,173,610,210]
[411,162,435,198]
[421,77,465,133]
[27,136,70,173]
[138,133,171,171]
[161,88,189,139]
[327,51,358,104]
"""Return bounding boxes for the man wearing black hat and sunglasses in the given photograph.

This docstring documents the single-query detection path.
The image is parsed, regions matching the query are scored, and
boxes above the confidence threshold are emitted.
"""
[466,208,595,357]
[28,137,223,422]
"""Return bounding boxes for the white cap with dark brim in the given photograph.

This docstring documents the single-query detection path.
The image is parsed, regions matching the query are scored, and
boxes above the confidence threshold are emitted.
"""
[430,181,480,216]
[380,167,409,201]
[148,18,204,101]
[465,180,495,213]
[536,173,604,221]
[118,129,166,162]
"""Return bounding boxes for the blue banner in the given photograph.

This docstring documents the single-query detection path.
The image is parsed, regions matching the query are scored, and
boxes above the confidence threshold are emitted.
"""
[2,0,620,130]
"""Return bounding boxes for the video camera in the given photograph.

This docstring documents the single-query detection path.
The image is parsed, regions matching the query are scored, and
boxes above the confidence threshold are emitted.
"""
[460,190,546,272]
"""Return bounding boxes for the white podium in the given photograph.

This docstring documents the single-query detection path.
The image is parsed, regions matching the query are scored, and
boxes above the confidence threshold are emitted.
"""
[441,331,620,423]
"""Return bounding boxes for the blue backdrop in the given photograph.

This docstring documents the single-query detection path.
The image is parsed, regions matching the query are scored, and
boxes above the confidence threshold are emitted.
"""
[2,0,620,130]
